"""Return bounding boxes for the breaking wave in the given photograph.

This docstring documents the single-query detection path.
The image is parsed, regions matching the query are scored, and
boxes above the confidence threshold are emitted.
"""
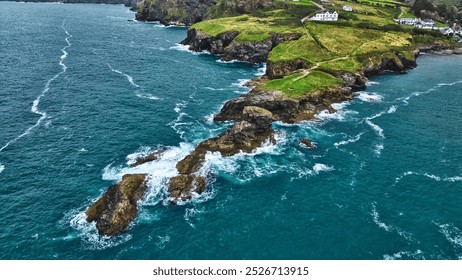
[334,133,363,148]
[65,209,132,250]
[356,92,383,103]
[169,43,211,55]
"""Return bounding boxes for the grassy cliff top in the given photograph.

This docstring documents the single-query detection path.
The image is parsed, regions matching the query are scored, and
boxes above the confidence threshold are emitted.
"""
[191,0,455,98]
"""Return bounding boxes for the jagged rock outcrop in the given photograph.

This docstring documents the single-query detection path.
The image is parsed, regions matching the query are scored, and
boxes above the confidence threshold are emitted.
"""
[86,174,147,236]
[417,45,462,55]
[182,30,302,63]
[363,53,417,76]
[168,106,274,202]
[135,0,216,25]
[214,86,354,124]
[130,150,163,167]
[301,138,313,148]
[266,58,309,79]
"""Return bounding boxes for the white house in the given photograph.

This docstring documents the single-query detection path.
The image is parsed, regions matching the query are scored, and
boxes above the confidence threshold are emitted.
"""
[442,28,454,35]
[342,5,353,12]
[398,18,417,25]
[311,11,338,21]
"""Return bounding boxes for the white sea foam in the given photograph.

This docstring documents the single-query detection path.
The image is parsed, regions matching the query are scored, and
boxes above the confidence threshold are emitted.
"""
[169,43,190,52]
[232,78,251,89]
[365,119,384,138]
[334,133,363,148]
[394,171,460,185]
[315,102,356,122]
[157,234,171,248]
[383,250,423,260]
[169,43,210,55]
[169,101,192,139]
[371,203,414,242]
[387,105,397,114]
[255,64,267,76]
[445,176,462,182]
[356,92,383,103]
[136,93,161,100]
[423,173,441,181]
[312,163,334,174]
[203,86,226,91]
[0,164,4,174]
[148,46,166,51]
[125,146,158,166]
[365,81,380,86]
[216,59,239,64]
[204,113,215,124]
[104,143,199,207]
[67,210,132,250]
[437,223,462,254]
[200,133,287,182]
[184,207,205,228]
[174,101,187,113]
[374,144,384,156]
[107,63,141,88]
[0,23,71,154]
[371,204,392,231]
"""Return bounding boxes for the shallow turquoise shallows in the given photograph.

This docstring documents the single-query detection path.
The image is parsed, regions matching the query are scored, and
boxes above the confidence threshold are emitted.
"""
[0,2,461,260]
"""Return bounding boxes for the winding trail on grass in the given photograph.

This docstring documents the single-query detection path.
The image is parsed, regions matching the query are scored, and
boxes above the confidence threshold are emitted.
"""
[293,55,350,81]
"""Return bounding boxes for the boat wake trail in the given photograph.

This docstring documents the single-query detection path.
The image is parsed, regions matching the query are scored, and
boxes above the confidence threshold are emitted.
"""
[0,22,72,157]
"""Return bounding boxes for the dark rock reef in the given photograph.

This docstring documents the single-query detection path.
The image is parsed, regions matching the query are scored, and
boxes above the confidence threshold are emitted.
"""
[168,106,275,202]
[86,174,147,236]
[417,45,462,55]
[130,150,163,167]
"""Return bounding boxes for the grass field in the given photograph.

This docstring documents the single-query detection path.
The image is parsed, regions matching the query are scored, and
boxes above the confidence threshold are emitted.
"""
[190,0,454,97]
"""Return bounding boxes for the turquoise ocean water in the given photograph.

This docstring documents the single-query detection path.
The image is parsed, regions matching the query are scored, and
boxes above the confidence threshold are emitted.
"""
[0,2,461,260]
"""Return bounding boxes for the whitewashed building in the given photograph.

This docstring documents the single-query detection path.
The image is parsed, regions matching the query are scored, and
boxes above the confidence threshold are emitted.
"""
[398,18,417,25]
[342,5,353,12]
[311,11,338,21]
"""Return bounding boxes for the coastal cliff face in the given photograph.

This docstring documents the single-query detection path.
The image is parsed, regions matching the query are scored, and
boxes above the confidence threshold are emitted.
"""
[135,0,275,25]
[135,0,216,25]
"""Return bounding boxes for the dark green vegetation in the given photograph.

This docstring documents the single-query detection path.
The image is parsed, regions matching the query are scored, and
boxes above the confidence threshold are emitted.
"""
[411,0,462,23]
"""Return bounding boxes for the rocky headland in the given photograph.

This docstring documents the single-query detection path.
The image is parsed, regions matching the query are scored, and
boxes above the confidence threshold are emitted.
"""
[86,0,462,236]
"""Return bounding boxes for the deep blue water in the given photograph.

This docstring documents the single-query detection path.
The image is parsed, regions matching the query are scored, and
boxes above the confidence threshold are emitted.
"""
[0,2,461,260]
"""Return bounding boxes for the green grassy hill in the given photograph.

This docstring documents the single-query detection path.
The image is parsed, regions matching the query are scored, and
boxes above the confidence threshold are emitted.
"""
[192,0,456,98]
